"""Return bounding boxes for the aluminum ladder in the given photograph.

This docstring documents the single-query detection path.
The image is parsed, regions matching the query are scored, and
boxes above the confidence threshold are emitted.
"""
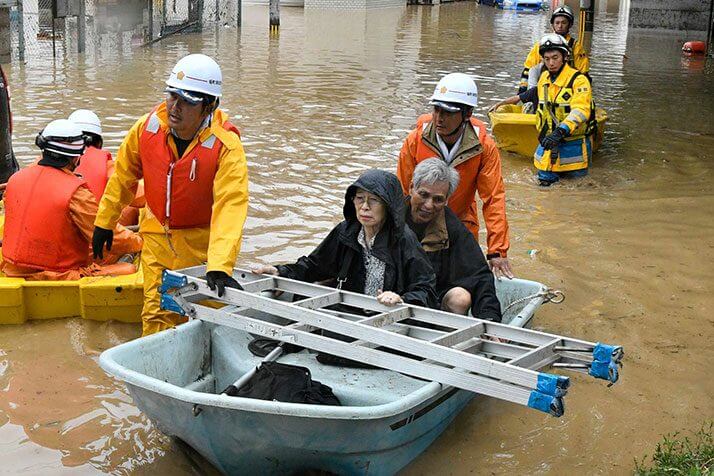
[160,266,623,417]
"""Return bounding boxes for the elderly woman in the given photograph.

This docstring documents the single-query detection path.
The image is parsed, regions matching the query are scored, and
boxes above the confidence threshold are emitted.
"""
[254,169,436,307]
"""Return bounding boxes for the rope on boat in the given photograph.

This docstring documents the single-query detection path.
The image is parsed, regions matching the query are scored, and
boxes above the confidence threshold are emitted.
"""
[503,288,565,312]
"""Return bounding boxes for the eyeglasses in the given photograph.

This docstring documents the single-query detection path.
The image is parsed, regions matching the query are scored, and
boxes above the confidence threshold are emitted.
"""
[353,194,383,209]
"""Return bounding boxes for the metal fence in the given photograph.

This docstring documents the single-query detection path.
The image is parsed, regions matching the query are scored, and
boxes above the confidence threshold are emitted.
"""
[7,0,239,64]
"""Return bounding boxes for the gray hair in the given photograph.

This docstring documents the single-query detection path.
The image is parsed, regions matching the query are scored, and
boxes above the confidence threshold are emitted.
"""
[412,158,460,197]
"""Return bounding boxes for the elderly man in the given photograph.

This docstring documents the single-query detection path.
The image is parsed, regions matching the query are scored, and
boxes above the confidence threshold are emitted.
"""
[405,159,502,321]
[398,72,512,279]
[92,53,249,336]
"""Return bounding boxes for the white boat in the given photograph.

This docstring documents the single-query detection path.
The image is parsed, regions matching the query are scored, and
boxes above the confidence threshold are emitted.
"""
[100,276,553,474]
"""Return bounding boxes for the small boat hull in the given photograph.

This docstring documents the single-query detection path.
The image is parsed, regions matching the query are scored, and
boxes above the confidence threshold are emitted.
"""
[489,104,608,158]
[100,277,548,474]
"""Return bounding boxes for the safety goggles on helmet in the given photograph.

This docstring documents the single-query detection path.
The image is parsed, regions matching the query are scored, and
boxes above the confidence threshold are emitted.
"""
[429,100,462,113]
[539,34,570,57]
[165,86,205,106]
[36,133,87,157]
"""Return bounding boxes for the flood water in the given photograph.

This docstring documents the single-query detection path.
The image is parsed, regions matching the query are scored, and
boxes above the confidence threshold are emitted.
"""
[1,2,713,474]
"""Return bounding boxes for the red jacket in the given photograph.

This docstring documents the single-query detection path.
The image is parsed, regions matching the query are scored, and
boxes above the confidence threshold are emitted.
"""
[75,146,112,201]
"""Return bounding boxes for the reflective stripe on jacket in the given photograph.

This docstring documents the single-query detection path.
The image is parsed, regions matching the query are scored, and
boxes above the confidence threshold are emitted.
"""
[398,114,510,258]
[534,64,595,172]
[3,165,90,271]
[139,105,240,229]
[75,146,111,201]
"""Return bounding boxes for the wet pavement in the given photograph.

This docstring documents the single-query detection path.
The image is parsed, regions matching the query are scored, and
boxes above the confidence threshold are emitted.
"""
[1,2,713,474]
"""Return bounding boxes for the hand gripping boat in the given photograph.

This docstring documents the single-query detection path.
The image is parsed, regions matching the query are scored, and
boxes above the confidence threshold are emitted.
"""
[99,266,623,475]
[0,214,143,324]
[489,104,608,158]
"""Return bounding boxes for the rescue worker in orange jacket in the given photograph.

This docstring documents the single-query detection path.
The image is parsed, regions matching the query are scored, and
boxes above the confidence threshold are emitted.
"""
[397,73,513,279]
[518,5,590,94]
[1,119,142,281]
[92,53,250,336]
[68,109,145,226]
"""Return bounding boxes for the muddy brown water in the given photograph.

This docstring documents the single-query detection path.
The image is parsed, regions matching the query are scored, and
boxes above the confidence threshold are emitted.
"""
[1,3,713,474]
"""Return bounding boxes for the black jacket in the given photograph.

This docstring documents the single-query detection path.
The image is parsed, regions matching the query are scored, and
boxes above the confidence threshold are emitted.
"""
[405,203,502,322]
[277,170,437,307]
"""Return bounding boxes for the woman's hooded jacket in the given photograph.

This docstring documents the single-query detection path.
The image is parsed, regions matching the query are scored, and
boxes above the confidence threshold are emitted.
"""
[276,169,437,307]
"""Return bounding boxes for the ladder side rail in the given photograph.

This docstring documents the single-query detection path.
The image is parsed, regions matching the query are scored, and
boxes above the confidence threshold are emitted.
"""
[191,302,547,410]
[184,280,549,391]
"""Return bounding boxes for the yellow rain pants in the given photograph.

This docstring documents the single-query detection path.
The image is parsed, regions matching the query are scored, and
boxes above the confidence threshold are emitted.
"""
[140,231,209,335]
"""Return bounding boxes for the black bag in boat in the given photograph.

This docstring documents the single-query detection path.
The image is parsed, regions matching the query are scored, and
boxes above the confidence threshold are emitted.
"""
[229,362,342,406]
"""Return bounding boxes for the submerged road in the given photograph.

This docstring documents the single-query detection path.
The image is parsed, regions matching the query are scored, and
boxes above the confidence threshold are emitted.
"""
[0,2,712,474]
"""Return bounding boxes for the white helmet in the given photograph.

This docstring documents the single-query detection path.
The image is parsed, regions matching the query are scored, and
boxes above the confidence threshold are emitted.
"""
[68,109,102,136]
[166,53,222,101]
[35,119,86,158]
[429,73,478,112]
[539,33,570,58]
[551,5,575,25]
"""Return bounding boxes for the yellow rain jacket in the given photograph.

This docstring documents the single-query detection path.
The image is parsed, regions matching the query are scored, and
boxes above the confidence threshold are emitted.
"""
[533,64,594,173]
[95,103,249,335]
[519,34,590,91]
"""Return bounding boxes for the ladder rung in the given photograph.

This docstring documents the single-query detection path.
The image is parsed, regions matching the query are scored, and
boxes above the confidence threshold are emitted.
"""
[430,323,485,347]
[509,339,561,368]
[241,277,277,293]
[294,292,342,310]
[358,307,412,327]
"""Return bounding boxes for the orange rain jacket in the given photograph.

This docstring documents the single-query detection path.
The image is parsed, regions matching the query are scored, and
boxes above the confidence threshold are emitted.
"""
[397,114,510,258]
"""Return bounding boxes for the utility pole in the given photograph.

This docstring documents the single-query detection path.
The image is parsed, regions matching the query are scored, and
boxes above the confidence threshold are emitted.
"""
[707,0,713,57]
[578,0,594,54]
[78,0,87,53]
[236,0,242,27]
[0,3,10,64]
[18,0,25,62]
[269,0,279,35]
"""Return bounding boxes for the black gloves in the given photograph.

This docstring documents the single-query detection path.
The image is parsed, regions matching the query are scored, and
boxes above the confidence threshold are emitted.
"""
[92,226,114,259]
[206,271,243,297]
[517,86,527,95]
[541,127,567,150]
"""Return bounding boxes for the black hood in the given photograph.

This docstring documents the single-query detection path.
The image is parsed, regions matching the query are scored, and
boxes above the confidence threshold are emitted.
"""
[343,169,406,239]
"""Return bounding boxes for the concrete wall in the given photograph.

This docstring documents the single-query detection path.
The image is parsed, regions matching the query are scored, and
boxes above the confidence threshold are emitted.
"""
[629,0,712,34]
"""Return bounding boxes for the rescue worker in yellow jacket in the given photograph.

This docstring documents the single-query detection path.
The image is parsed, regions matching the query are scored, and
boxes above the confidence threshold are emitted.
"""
[92,53,249,336]
[518,5,590,94]
[490,34,595,186]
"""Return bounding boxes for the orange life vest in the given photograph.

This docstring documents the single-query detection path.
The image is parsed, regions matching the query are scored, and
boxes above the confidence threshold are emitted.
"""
[75,146,111,201]
[413,114,489,237]
[2,165,90,271]
[139,108,240,229]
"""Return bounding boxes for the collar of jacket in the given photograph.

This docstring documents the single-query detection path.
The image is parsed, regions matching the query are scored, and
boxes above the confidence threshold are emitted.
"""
[338,220,395,266]
[546,63,577,89]
[154,102,239,151]
[404,197,449,252]
[421,119,483,168]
